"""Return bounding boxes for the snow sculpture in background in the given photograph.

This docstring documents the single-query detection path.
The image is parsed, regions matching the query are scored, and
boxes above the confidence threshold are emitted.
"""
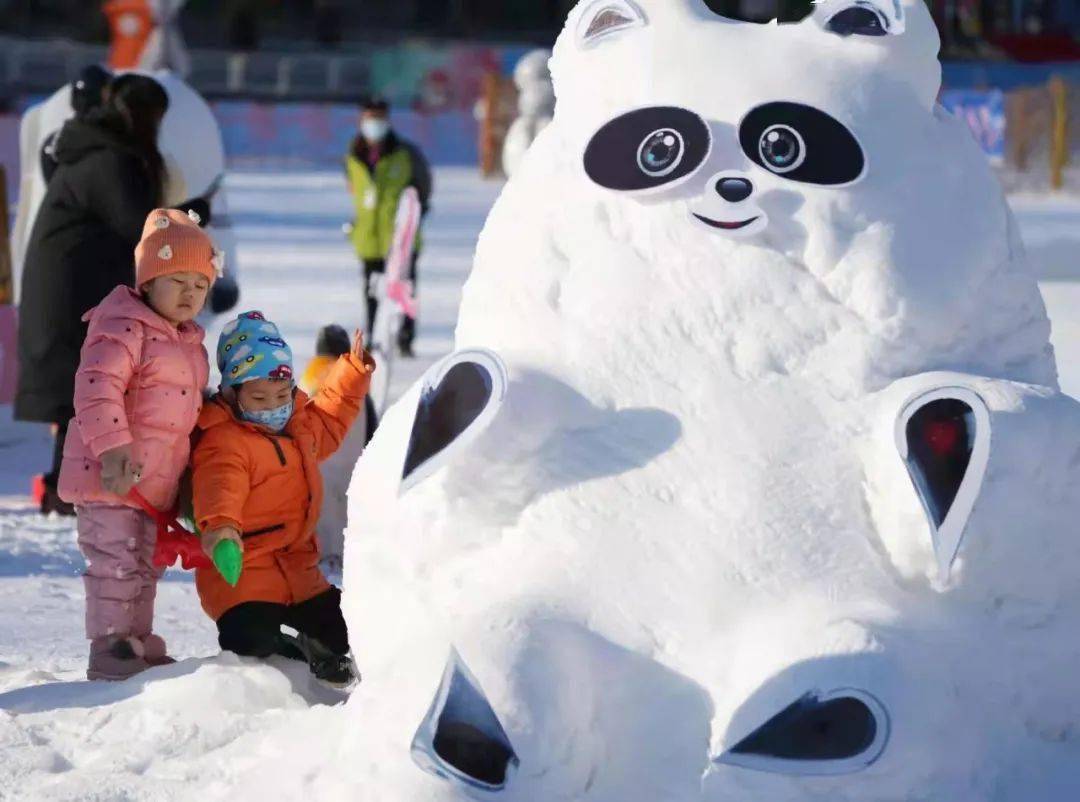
[11,71,239,316]
[501,49,555,177]
[138,0,192,77]
[344,0,1080,799]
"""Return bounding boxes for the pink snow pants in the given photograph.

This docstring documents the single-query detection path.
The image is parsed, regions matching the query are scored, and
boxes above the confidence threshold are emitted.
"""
[76,505,164,641]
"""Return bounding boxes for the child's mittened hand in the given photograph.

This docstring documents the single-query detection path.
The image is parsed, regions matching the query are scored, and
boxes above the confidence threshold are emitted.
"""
[200,526,243,559]
[352,329,376,372]
[100,445,143,496]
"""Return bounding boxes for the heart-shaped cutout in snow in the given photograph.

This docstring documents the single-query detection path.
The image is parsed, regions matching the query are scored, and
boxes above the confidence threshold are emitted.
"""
[400,349,508,494]
[715,688,890,776]
[895,387,991,580]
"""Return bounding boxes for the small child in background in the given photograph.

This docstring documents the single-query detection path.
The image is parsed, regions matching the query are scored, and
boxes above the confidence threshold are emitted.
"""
[300,325,352,395]
[300,325,375,571]
[192,312,374,686]
[59,209,217,681]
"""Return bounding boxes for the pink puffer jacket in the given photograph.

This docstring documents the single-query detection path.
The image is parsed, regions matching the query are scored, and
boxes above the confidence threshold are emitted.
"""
[59,286,209,511]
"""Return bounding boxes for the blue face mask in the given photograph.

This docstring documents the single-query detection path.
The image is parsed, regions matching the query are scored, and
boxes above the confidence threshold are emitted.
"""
[240,399,294,433]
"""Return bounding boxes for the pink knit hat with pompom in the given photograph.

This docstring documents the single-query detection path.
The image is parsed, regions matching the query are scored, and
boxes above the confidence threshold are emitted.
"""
[134,208,221,288]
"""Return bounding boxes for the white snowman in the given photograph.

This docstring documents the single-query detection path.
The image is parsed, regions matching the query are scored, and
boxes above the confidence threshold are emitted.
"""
[341,1,1080,800]
[11,70,239,316]
[502,48,556,177]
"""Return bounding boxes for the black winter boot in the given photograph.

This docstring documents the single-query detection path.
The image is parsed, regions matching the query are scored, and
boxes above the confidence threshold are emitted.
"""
[283,631,359,689]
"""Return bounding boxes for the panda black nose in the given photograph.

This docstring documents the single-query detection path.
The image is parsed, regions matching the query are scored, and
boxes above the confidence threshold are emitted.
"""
[716,177,754,203]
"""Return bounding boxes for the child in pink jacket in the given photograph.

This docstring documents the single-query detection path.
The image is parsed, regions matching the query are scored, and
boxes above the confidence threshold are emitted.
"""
[59,208,219,681]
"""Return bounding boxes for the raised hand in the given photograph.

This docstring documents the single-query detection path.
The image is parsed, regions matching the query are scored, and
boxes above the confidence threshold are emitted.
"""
[353,328,376,372]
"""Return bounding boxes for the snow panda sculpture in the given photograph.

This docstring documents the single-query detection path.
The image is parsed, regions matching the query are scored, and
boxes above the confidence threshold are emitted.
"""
[343,1,1080,799]
[10,71,239,315]
[502,49,556,177]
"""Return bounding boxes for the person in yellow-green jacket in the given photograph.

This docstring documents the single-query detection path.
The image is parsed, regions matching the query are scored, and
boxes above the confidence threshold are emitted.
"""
[345,96,433,359]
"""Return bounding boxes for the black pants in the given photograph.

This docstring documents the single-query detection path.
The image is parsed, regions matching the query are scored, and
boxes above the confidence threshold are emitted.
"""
[44,420,69,490]
[363,253,418,350]
[217,587,350,660]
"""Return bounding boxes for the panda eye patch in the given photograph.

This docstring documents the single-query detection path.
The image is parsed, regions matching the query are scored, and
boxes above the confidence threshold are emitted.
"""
[739,102,866,186]
[584,107,712,195]
[827,4,889,36]
[701,0,815,24]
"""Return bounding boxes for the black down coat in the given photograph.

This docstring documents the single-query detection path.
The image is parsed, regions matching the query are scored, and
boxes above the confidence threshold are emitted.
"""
[15,118,159,424]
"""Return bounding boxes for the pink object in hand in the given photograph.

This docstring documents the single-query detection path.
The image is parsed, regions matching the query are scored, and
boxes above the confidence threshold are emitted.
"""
[385,279,418,320]
[385,186,421,320]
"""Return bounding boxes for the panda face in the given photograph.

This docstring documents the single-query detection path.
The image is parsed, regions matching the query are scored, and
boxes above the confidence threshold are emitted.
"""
[583,102,867,237]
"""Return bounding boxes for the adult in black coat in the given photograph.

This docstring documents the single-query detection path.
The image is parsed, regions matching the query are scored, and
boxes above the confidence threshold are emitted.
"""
[15,74,170,514]
[40,64,112,185]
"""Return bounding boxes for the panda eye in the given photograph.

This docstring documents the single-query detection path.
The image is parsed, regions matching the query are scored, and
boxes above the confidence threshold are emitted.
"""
[740,102,866,186]
[584,107,711,195]
[758,126,806,175]
[637,129,685,178]
[578,0,646,46]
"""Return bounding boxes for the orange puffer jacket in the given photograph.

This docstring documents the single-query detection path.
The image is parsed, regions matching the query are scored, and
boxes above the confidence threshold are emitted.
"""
[191,352,373,621]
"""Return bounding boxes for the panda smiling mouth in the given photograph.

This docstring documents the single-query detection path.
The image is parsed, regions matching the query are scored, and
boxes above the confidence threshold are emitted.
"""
[692,213,760,230]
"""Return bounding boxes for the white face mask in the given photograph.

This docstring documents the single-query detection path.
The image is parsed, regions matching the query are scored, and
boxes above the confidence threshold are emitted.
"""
[360,118,390,143]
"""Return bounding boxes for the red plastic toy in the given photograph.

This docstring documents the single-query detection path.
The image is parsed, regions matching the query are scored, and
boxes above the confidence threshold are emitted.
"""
[128,488,213,571]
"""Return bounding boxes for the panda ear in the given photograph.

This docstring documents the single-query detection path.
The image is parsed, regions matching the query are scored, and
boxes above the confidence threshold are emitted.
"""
[577,0,647,47]
[813,0,906,37]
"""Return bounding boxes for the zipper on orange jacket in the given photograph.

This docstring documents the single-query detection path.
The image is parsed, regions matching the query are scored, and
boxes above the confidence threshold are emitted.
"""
[261,434,287,467]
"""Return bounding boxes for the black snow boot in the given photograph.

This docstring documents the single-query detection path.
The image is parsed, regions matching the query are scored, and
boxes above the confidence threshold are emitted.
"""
[41,485,75,517]
[284,631,359,689]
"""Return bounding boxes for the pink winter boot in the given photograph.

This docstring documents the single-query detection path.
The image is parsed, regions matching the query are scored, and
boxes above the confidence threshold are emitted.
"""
[141,634,177,667]
[87,636,152,682]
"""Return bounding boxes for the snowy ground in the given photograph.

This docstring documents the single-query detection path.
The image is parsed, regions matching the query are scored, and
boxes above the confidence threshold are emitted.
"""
[1013,193,1080,399]
[0,169,1075,799]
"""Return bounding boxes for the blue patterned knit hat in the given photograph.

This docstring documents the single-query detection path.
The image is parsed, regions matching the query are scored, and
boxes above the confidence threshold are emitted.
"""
[217,311,295,386]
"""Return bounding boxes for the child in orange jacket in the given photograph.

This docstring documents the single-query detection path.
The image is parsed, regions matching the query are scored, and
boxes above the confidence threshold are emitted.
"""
[192,311,375,686]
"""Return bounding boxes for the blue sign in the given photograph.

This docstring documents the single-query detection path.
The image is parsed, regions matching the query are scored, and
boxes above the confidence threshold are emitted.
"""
[940,89,1007,163]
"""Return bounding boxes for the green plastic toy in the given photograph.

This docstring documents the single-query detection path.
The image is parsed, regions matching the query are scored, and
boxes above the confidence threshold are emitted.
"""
[213,539,244,587]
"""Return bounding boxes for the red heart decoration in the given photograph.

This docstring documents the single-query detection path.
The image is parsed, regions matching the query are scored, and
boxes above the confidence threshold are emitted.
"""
[924,419,962,458]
